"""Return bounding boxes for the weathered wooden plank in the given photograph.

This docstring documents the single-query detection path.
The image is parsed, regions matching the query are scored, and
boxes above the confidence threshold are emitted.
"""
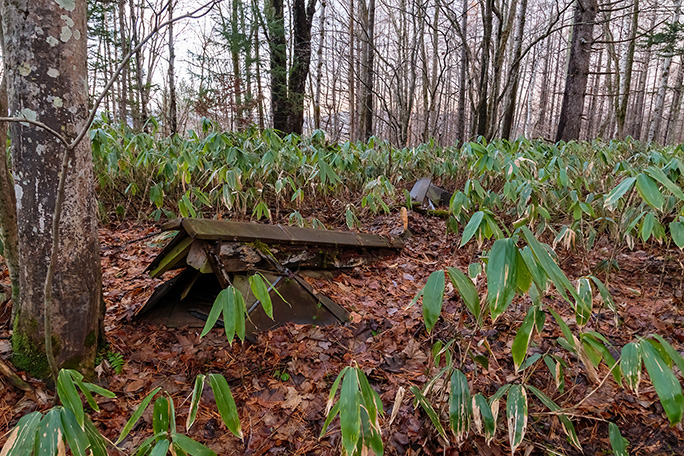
[186,240,212,274]
[148,235,194,278]
[164,218,402,249]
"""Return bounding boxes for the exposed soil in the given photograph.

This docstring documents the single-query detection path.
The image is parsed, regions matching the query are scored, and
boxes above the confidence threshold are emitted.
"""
[1,210,684,455]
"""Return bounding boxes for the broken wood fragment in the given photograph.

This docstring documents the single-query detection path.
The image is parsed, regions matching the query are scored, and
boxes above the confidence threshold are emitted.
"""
[0,357,34,394]
[409,178,452,209]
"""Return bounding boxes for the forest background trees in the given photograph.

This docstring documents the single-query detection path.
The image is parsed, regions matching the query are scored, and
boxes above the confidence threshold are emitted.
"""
[89,0,684,146]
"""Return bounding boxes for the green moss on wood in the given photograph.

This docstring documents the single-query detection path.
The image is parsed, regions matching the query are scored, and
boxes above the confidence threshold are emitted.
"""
[61,355,84,371]
[84,330,97,348]
[11,329,50,379]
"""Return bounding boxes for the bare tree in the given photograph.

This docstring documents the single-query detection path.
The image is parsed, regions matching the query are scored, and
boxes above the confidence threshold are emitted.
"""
[556,0,598,142]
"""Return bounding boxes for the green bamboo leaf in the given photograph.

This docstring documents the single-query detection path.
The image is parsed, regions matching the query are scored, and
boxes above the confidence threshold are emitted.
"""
[234,289,246,342]
[582,332,622,385]
[651,335,684,377]
[514,250,532,294]
[520,246,547,292]
[57,369,84,427]
[325,367,348,415]
[360,406,383,456]
[518,353,542,371]
[575,277,593,326]
[81,382,116,399]
[84,418,108,456]
[149,439,170,456]
[641,212,656,242]
[447,267,481,324]
[506,385,528,455]
[530,290,545,332]
[410,386,447,439]
[200,288,226,338]
[472,393,495,444]
[512,307,536,371]
[186,375,206,431]
[609,422,629,456]
[0,411,42,456]
[70,373,99,413]
[487,238,518,322]
[36,408,62,456]
[635,173,664,210]
[152,396,170,436]
[670,222,684,249]
[543,355,565,392]
[621,342,642,393]
[640,341,684,425]
[60,408,89,456]
[604,176,637,210]
[406,286,424,310]
[340,369,361,455]
[422,270,445,332]
[249,274,273,319]
[645,166,684,201]
[207,374,242,438]
[172,434,216,456]
[521,227,580,304]
[489,384,512,404]
[549,308,576,352]
[460,211,485,247]
[525,385,580,450]
[589,276,617,315]
[356,367,382,425]
[222,287,237,344]
[117,387,161,444]
[320,402,340,437]
[449,369,471,441]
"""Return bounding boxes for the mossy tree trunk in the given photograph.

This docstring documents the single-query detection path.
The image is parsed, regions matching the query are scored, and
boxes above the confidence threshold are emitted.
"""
[1,0,103,377]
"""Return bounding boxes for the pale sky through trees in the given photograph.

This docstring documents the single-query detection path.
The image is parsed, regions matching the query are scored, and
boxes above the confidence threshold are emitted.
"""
[88,0,684,145]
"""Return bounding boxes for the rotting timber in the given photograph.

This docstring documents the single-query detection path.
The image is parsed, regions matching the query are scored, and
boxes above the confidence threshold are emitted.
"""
[140,218,403,340]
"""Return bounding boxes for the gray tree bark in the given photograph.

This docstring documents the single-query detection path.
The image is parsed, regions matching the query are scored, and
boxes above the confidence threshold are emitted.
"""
[616,0,639,138]
[0,72,19,320]
[555,0,597,142]
[648,0,682,143]
[1,0,103,377]
[168,0,178,134]
[501,0,527,139]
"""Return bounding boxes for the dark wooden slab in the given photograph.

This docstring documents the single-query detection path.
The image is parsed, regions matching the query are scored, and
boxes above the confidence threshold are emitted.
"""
[163,218,403,249]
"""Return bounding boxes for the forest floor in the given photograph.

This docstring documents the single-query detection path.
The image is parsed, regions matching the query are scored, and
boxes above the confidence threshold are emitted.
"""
[1,210,684,455]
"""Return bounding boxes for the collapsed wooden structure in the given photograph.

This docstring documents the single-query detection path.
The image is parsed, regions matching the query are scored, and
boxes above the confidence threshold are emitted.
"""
[410,178,452,209]
[140,218,403,339]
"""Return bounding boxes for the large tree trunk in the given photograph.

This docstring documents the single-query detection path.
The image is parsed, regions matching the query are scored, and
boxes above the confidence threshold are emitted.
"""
[456,0,468,142]
[0,72,19,321]
[117,0,128,124]
[266,0,288,131]
[629,13,657,140]
[616,0,638,138]
[348,0,356,140]
[648,0,682,143]
[287,0,316,134]
[231,0,243,128]
[501,0,527,139]
[361,0,375,140]
[313,0,326,130]
[2,0,103,377]
[168,0,178,135]
[475,0,493,137]
[555,0,597,142]
[487,0,518,139]
[666,58,684,143]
